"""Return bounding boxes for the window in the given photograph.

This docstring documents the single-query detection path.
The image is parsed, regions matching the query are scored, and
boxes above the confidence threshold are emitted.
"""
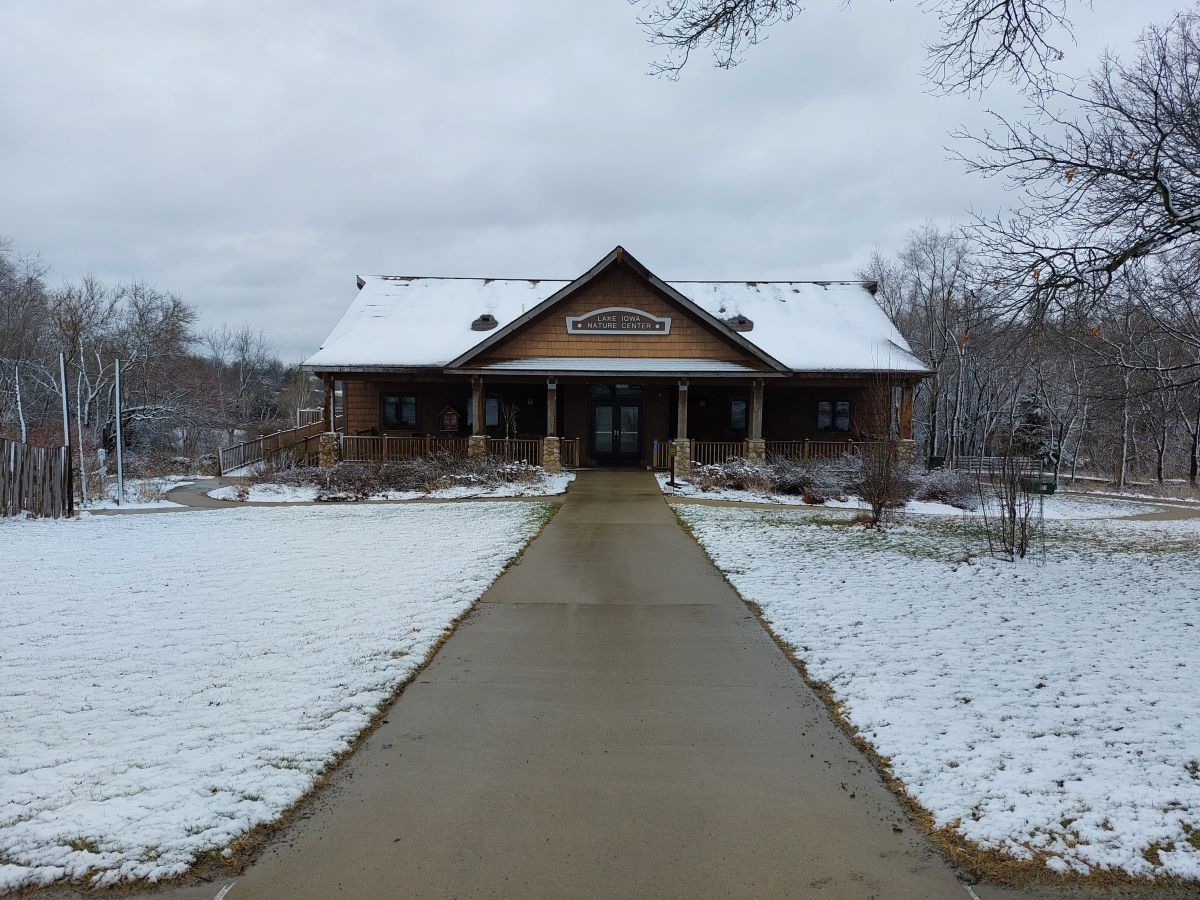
[466,397,501,428]
[381,393,418,429]
[730,398,747,432]
[817,400,851,432]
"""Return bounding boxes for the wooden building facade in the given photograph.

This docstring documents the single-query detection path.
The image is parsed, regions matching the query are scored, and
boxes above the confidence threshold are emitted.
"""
[303,247,928,472]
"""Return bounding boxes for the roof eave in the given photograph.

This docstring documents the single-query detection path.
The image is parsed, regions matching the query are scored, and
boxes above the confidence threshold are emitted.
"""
[446,366,787,378]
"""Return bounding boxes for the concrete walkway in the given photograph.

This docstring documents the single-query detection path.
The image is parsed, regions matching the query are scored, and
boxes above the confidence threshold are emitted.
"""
[203,469,974,900]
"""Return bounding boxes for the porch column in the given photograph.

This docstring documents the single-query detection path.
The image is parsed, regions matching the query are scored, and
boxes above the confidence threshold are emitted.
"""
[898,382,916,462]
[899,382,914,440]
[672,378,693,476]
[468,375,488,457]
[545,378,558,436]
[676,378,688,438]
[542,378,562,473]
[323,375,335,430]
[745,378,766,464]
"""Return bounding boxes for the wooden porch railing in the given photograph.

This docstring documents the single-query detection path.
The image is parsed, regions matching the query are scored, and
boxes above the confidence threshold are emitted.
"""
[652,439,670,469]
[764,439,870,461]
[488,438,542,466]
[691,441,746,466]
[560,438,579,468]
[339,435,471,463]
[219,420,327,475]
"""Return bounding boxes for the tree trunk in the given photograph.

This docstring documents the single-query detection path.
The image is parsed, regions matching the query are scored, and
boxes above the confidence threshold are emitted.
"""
[15,365,28,443]
[1118,386,1130,489]
[1192,402,1200,487]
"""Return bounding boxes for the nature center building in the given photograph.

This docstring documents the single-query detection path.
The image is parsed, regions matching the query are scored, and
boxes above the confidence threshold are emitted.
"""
[302,247,928,472]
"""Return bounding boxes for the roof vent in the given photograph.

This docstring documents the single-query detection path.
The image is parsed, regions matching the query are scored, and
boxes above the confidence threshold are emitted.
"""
[471,313,498,331]
[724,314,754,332]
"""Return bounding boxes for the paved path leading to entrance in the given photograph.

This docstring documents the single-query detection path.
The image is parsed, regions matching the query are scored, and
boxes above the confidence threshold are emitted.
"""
[207,469,973,900]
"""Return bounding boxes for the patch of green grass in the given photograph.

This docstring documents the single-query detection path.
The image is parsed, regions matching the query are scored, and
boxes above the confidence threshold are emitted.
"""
[66,837,100,853]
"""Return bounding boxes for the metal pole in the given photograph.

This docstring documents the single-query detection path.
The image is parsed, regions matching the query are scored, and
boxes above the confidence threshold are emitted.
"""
[58,353,70,447]
[115,358,125,505]
[75,370,88,507]
[60,353,75,516]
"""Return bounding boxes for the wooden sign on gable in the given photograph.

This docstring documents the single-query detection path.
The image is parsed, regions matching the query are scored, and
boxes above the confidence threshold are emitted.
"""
[565,306,672,335]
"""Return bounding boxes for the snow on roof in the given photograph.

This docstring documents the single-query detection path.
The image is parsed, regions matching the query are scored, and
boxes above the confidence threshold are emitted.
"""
[304,275,928,374]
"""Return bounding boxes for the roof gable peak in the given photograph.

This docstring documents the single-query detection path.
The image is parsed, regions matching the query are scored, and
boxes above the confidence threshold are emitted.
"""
[445,246,790,372]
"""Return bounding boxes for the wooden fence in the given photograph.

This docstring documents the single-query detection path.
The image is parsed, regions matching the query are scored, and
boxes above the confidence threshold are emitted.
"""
[1,438,72,518]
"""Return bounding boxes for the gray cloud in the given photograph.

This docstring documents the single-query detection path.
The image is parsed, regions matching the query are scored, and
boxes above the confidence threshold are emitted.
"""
[0,0,1178,359]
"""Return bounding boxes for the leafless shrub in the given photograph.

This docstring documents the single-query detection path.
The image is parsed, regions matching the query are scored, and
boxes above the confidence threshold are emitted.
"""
[857,442,920,528]
[133,478,171,503]
[977,452,1044,559]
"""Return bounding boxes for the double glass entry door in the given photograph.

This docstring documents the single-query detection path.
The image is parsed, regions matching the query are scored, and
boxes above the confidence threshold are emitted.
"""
[590,386,642,464]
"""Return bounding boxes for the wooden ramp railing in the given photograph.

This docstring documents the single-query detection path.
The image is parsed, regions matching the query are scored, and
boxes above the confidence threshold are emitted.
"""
[218,420,327,475]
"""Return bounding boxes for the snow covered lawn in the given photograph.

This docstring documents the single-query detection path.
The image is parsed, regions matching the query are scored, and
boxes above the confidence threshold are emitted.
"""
[658,472,1155,519]
[0,502,549,892]
[209,471,574,503]
[676,504,1200,880]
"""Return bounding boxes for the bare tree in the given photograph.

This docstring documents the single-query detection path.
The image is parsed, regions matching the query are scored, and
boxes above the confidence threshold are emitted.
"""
[634,0,1075,92]
[963,11,1200,322]
[204,325,280,440]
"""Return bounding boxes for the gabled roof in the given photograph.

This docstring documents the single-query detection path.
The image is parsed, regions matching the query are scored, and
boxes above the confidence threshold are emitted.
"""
[303,246,928,375]
[445,246,789,373]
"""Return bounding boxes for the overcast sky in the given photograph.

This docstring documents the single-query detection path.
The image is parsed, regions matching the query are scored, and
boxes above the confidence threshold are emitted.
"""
[1,0,1181,360]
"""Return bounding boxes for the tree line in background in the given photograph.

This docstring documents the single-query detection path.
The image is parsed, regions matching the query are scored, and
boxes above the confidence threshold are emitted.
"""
[0,237,318,473]
[864,223,1200,487]
[639,1,1200,488]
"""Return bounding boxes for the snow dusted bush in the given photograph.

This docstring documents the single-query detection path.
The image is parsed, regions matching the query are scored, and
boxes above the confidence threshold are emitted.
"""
[796,456,862,503]
[695,458,774,494]
[913,468,978,510]
[249,454,542,501]
[693,455,865,503]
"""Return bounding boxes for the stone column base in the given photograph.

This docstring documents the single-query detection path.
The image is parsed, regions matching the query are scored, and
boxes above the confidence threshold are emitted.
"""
[318,432,340,468]
[897,439,916,463]
[744,438,767,464]
[671,438,693,478]
[542,436,562,473]
[467,434,490,458]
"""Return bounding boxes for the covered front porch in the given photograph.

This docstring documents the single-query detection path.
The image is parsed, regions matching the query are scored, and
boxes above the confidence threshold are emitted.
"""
[320,371,916,473]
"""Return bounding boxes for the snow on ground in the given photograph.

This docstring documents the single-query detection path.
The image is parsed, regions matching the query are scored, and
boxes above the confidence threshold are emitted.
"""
[0,502,548,892]
[82,477,199,511]
[675,504,1200,879]
[656,472,1155,519]
[207,472,574,503]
